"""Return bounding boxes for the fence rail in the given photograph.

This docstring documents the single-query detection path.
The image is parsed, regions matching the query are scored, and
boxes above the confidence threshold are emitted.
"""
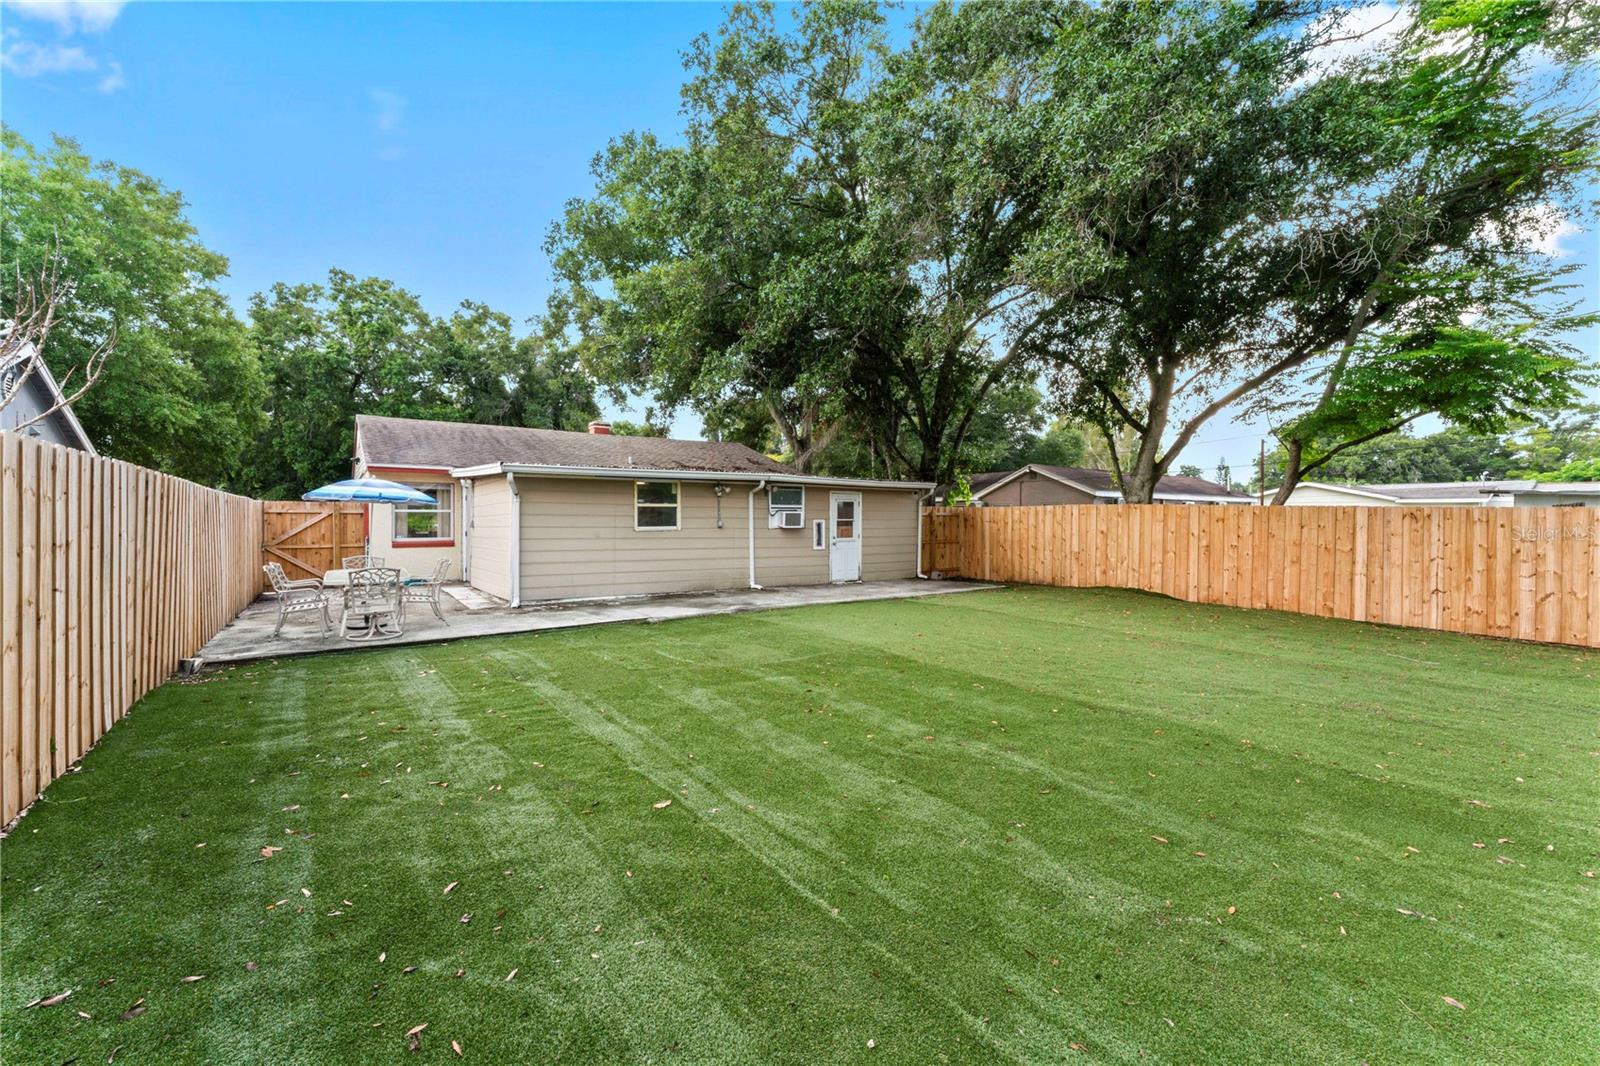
[1,431,264,825]
[923,504,1600,649]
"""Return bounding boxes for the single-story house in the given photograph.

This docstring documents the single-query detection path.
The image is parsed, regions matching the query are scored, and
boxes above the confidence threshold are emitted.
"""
[1283,480,1600,508]
[935,464,1252,506]
[352,414,934,605]
[0,337,97,454]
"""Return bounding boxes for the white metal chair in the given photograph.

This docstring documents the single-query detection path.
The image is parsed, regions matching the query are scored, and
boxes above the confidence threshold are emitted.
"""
[402,558,451,624]
[263,563,332,638]
[341,567,403,641]
[342,554,385,569]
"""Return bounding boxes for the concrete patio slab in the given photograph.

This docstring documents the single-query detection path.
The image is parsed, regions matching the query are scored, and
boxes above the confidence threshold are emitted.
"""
[195,579,1000,665]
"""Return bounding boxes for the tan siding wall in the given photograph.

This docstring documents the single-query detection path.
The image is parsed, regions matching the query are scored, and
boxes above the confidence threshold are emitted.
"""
[511,477,921,601]
[466,475,512,601]
[980,473,1097,507]
[859,489,921,580]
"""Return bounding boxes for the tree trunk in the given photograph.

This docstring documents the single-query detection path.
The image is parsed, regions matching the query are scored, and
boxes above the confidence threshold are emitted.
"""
[1268,439,1304,505]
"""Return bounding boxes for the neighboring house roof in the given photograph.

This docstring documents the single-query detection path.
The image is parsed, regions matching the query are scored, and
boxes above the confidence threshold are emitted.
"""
[958,464,1251,503]
[1293,480,1600,504]
[0,336,98,454]
[357,414,933,490]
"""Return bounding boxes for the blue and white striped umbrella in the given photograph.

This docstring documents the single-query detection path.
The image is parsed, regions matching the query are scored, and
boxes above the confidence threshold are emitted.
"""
[301,478,436,504]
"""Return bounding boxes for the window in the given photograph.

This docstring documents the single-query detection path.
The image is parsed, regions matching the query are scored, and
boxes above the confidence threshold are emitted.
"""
[768,484,805,528]
[635,480,680,530]
[394,484,452,542]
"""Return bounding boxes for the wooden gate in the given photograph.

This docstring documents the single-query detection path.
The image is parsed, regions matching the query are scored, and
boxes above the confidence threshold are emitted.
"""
[261,502,366,591]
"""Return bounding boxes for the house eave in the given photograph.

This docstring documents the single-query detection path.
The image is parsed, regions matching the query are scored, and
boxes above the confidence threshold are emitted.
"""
[449,462,934,492]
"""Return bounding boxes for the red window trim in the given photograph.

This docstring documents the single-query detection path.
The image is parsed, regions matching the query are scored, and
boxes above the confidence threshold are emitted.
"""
[393,538,455,548]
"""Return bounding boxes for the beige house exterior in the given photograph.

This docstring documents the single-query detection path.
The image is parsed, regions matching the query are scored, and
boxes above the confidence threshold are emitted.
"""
[939,464,1251,506]
[1283,480,1600,508]
[353,415,931,606]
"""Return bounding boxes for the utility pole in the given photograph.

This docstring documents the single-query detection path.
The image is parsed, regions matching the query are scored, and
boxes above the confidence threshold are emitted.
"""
[1258,439,1267,506]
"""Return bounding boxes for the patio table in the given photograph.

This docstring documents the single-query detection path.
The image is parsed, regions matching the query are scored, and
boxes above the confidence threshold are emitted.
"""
[322,567,412,588]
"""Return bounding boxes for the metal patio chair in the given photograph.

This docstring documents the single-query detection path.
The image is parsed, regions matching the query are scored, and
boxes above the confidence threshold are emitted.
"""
[401,558,451,625]
[342,554,386,569]
[263,562,332,638]
[341,567,403,641]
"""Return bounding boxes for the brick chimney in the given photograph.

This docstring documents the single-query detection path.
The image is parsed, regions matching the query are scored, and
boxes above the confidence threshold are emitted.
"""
[587,420,612,435]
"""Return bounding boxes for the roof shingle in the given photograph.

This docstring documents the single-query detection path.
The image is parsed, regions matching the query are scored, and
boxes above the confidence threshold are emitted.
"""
[356,415,799,476]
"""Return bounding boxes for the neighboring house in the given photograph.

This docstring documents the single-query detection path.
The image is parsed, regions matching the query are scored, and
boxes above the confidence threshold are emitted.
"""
[0,338,97,454]
[936,464,1252,506]
[352,414,933,604]
[1283,480,1600,508]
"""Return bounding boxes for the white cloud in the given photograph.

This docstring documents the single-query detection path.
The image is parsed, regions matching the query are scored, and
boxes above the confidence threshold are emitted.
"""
[1523,205,1582,258]
[369,88,407,134]
[4,0,126,34]
[96,57,122,92]
[1,37,94,76]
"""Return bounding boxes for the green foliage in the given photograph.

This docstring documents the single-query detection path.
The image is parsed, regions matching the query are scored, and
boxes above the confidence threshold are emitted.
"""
[1014,0,1599,500]
[241,271,598,498]
[1176,465,1204,479]
[545,1,1063,481]
[0,130,264,485]
[1264,425,1518,486]
[1527,457,1600,482]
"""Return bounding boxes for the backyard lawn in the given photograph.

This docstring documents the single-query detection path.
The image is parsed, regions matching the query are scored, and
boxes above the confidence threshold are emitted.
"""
[2,586,1596,1063]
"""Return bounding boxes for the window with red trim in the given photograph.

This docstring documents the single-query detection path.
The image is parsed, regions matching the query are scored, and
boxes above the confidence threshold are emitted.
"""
[394,484,453,542]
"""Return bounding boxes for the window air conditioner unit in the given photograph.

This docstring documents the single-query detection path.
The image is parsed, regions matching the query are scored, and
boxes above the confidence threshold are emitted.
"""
[777,509,805,529]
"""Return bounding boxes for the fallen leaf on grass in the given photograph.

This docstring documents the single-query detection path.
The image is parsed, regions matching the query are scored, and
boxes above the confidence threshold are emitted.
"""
[403,966,418,975]
[259,846,282,858]
[78,1010,92,1019]
[459,913,472,924]
[505,968,518,981]
[245,962,258,972]
[652,799,673,810]
[443,881,458,895]
[1442,996,1466,1010]
[1226,906,1237,916]
[119,999,146,1021]
[1150,835,1169,845]
[452,1040,464,1057]
[181,975,205,983]
[378,952,387,963]
[24,989,72,1008]
[406,1023,428,1037]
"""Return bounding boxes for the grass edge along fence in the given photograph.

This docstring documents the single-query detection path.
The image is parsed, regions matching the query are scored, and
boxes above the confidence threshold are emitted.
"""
[1,430,264,825]
[922,503,1600,650]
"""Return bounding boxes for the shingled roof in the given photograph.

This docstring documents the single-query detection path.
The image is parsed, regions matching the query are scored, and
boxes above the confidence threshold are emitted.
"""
[356,415,799,477]
[941,464,1249,502]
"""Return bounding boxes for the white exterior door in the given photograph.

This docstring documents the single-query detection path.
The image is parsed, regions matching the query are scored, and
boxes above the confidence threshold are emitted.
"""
[829,492,862,582]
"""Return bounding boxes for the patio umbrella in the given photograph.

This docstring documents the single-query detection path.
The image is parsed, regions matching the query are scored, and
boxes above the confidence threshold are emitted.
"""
[301,478,436,504]
[302,478,437,557]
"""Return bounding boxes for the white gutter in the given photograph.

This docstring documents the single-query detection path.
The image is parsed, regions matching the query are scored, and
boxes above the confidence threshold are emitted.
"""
[505,470,522,607]
[747,479,767,589]
[915,487,934,578]
[449,462,933,493]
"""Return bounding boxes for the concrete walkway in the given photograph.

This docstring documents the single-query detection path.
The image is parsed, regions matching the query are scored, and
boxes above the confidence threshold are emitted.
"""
[196,579,999,665]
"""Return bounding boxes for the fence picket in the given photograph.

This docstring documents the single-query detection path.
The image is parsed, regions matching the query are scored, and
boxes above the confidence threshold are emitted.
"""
[922,504,1600,650]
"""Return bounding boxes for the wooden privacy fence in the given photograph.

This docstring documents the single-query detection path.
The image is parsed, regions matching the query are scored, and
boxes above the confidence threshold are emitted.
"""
[1,431,264,825]
[260,500,365,592]
[923,504,1600,649]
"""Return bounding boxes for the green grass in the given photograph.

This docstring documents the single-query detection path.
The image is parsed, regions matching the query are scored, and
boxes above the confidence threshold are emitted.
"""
[3,587,1597,1064]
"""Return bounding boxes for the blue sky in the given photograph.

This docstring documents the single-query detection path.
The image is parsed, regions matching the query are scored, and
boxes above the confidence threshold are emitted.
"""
[3,0,1595,479]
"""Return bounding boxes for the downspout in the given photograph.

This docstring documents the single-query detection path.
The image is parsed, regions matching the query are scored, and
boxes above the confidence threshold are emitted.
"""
[505,470,522,607]
[747,479,767,589]
[915,488,934,578]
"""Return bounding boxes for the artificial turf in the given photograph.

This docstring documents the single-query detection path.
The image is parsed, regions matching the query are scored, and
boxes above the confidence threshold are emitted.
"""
[1,586,1596,1064]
